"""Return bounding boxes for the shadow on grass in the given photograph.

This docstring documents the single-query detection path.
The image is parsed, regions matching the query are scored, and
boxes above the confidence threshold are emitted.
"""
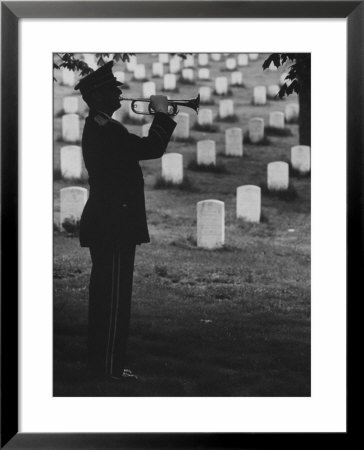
[192,123,219,133]
[243,134,271,146]
[154,176,199,192]
[171,136,196,144]
[56,137,81,145]
[170,235,237,252]
[199,100,215,106]
[216,114,239,123]
[212,89,234,97]
[178,76,196,85]
[260,182,299,201]
[161,87,180,94]
[131,77,149,83]
[187,160,228,174]
[265,126,293,137]
[289,163,311,179]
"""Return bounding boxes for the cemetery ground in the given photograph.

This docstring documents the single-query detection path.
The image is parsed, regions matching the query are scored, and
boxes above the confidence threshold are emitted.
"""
[53,54,310,396]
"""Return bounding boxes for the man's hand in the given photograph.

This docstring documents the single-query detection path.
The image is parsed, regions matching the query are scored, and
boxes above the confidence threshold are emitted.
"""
[150,95,169,114]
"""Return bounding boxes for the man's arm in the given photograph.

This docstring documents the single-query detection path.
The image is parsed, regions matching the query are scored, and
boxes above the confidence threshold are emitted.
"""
[127,111,177,160]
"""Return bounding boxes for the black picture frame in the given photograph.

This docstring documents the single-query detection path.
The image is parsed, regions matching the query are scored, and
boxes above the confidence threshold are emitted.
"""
[1,1,359,448]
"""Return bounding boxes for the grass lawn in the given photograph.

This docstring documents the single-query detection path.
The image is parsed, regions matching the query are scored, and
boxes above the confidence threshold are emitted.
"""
[53,53,310,396]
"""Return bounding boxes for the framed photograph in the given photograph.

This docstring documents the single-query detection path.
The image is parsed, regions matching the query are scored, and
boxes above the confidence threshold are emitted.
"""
[2,1,358,448]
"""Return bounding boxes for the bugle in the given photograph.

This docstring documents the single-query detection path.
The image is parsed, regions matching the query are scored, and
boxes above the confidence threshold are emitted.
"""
[120,94,200,116]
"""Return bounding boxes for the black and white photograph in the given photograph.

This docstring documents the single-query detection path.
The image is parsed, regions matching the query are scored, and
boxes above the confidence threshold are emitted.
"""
[53,52,311,397]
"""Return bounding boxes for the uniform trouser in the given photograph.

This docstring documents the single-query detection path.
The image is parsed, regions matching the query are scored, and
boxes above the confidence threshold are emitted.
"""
[87,243,136,378]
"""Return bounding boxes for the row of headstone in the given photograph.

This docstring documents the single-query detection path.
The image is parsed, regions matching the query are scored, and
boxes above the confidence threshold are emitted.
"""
[132,53,255,80]
[253,85,298,105]
[158,53,259,67]
[58,153,309,246]
[197,183,261,249]
[59,53,262,89]
[58,142,310,183]
[58,186,258,248]
[159,147,309,193]
[195,131,242,162]
[179,70,244,87]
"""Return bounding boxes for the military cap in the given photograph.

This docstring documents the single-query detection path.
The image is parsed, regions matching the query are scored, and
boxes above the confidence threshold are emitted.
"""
[74,60,122,95]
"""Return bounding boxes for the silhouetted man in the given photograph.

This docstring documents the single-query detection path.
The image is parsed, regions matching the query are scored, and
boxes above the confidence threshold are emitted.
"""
[75,61,176,381]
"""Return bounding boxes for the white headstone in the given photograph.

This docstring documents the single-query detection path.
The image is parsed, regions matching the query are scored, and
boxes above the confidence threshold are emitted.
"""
[285,103,299,122]
[225,128,243,156]
[62,114,80,143]
[199,86,212,103]
[63,96,79,114]
[249,53,259,61]
[126,55,137,72]
[134,64,146,80]
[164,73,177,90]
[152,62,164,77]
[61,68,76,87]
[269,111,285,129]
[174,112,190,139]
[197,200,225,249]
[142,81,156,98]
[211,54,221,62]
[291,146,311,174]
[182,68,194,81]
[159,54,169,64]
[225,58,237,71]
[197,140,216,166]
[237,54,249,66]
[267,84,280,98]
[249,118,264,143]
[236,185,261,222]
[215,76,228,95]
[82,54,98,70]
[142,123,152,138]
[184,54,195,68]
[231,71,243,86]
[198,54,209,66]
[253,86,267,105]
[60,146,83,179]
[267,162,289,190]
[162,153,183,184]
[169,56,181,74]
[198,109,213,126]
[114,71,126,84]
[198,68,210,80]
[60,187,88,228]
[219,99,234,119]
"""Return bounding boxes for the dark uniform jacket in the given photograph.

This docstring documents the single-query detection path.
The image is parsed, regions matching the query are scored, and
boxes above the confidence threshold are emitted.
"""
[79,111,176,247]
